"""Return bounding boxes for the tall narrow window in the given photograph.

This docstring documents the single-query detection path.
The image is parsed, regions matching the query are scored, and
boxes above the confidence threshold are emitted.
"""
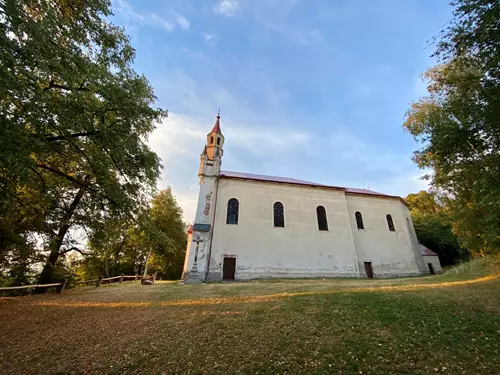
[386,214,395,232]
[217,137,221,145]
[355,211,364,229]
[316,206,328,231]
[273,202,285,228]
[210,136,214,144]
[226,198,239,225]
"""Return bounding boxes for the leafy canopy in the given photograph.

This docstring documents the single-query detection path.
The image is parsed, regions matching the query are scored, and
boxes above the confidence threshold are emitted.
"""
[0,0,166,283]
[80,188,187,280]
[406,191,467,266]
[404,0,500,254]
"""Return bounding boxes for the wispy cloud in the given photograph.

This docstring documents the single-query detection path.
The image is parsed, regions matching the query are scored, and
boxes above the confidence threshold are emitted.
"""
[203,33,215,42]
[114,0,189,32]
[149,114,206,221]
[130,0,448,218]
[328,130,414,175]
[263,22,323,45]
[214,0,240,16]
[149,110,316,220]
[228,128,312,156]
[149,109,422,220]
[172,10,190,30]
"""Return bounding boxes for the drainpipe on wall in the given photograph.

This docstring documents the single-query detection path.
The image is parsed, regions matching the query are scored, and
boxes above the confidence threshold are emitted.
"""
[205,177,220,281]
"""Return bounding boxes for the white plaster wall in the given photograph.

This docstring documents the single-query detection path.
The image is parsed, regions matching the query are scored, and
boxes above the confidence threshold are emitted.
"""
[404,211,428,273]
[345,194,423,277]
[208,179,359,280]
[181,230,193,279]
[182,175,217,282]
[423,256,443,274]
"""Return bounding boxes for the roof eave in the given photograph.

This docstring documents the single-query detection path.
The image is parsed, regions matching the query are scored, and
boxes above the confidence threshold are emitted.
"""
[345,191,408,206]
[219,174,346,192]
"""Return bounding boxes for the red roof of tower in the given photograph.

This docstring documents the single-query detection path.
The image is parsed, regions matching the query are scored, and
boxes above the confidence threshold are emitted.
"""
[210,114,222,135]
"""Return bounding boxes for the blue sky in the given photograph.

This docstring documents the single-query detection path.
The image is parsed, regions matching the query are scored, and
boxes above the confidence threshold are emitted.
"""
[112,0,452,221]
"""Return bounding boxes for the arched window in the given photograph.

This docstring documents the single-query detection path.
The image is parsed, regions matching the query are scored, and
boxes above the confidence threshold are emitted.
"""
[210,136,214,144]
[316,206,328,231]
[273,202,285,227]
[217,137,221,145]
[355,211,364,230]
[226,198,239,225]
[386,214,395,232]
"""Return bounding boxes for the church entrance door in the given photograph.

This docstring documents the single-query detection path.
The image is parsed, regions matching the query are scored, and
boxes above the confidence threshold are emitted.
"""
[223,257,236,280]
[364,262,374,279]
[428,263,435,275]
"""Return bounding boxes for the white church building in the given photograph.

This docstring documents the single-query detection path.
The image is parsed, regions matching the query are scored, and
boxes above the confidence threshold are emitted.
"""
[181,115,429,282]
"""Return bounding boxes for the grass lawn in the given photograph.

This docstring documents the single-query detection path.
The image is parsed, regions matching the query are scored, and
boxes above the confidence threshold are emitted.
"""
[1,260,499,375]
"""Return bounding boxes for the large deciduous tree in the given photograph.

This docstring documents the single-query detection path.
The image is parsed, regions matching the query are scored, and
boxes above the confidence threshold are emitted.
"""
[148,188,187,279]
[404,0,500,255]
[0,0,166,285]
[80,188,187,280]
[406,191,468,266]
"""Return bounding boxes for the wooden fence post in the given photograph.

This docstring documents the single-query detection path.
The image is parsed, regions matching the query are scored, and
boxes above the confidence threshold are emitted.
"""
[57,279,68,294]
[96,276,103,288]
[119,275,124,284]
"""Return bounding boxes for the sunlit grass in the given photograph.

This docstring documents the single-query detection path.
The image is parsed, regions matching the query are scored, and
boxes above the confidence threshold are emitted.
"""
[0,257,499,375]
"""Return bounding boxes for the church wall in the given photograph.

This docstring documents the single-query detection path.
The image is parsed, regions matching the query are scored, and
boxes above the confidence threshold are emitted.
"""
[423,255,443,274]
[182,175,217,282]
[345,194,422,277]
[208,179,360,281]
[181,229,193,280]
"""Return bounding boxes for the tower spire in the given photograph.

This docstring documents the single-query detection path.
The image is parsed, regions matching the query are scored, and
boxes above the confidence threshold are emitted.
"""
[211,111,222,135]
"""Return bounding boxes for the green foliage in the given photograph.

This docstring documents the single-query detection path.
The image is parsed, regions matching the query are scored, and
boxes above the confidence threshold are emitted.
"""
[0,0,166,283]
[79,188,187,280]
[406,190,468,266]
[404,0,500,255]
[148,188,187,279]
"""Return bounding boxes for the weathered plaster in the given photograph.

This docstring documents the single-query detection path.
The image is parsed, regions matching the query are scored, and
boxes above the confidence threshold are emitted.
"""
[346,194,427,277]
[201,179,430,280]
[183,120,431,282]
[423,255,443,274]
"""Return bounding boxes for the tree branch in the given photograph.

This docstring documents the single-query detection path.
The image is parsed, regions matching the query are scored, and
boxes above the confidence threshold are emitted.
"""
[43,79,90,92]
[34,163,121,209]
[45,131,99,141]
[64,137,102,183]
[30,166,46,193]
[45,119,122,141]
[35,163,93,192]
[59,247,88,256]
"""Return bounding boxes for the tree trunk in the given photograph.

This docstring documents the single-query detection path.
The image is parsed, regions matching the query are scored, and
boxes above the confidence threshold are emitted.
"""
[143,247,153,278]
[137,263,143,276]
[105,258,110,278]
[37,182,88,290]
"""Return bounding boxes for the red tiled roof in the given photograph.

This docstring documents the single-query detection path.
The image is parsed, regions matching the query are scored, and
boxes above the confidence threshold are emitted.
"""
[419,244,439,256]
[219,170,398,199]
[187,224,193,234]
[209,115,222,135]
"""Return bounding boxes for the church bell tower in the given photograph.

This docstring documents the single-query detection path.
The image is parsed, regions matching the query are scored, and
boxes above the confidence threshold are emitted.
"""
[182,113,224,283]
[198,113,224,182]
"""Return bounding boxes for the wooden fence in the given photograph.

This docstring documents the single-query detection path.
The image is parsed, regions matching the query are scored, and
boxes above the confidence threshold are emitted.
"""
[0,282,67,294]
[0,274,154,295]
